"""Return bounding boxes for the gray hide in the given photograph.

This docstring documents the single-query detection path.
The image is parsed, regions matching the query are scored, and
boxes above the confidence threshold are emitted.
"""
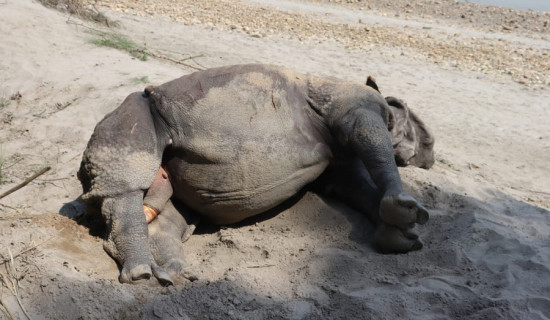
[78,64,434,285]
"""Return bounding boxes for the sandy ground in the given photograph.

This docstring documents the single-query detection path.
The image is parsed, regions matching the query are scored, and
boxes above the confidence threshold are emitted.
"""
[0,0,549,319]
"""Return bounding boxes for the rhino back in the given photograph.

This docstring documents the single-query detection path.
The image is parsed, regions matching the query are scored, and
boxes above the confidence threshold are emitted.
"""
[151,65,332,223]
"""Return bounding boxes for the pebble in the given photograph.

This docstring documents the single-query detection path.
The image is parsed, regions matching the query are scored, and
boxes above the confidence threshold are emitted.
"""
[225,274,236,282]
[87,0,549,88]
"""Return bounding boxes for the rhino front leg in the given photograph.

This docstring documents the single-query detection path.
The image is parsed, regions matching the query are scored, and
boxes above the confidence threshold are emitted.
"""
[335,107,429,252]
[102,191,172,285]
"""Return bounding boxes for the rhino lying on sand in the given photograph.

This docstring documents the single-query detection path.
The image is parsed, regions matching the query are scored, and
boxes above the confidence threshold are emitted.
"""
[78,64,435,285]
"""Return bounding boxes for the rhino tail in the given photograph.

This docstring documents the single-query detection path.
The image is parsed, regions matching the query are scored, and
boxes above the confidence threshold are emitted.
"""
[143,85,157,98]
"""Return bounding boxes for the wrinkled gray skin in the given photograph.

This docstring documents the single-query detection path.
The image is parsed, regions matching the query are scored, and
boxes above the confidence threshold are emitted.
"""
[78,64,435,286]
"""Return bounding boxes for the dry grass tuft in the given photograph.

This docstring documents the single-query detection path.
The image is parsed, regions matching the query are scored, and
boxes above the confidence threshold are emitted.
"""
[37,0,115,26]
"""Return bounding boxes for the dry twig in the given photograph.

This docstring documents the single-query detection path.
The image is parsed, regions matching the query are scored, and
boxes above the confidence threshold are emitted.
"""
[66,17,106,33]
[143,51,205,70]
[0,293,16,320]
[0,203,19,212]
[247,264,275,268]
[528,189,550,196]
[0,230,61,320]
[0,248,32,320]
[0,167,51,200]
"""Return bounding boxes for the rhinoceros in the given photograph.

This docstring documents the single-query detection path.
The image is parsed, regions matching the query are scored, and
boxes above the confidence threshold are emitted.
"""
[78,64,434,285]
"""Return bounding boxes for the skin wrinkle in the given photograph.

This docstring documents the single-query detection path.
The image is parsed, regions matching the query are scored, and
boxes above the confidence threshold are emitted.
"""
[343,107,402,195]
[83,148,159,200]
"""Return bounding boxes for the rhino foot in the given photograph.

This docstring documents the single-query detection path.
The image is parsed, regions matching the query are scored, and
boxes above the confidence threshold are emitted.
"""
[374,222,423,253]
[376,192,428,253]
[162,258,199,282]
[119,259,173,286]
[379,192,429,227]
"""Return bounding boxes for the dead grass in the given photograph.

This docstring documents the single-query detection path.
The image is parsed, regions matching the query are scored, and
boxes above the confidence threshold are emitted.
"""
[0,97,9,109]
[0,248,32,320]
[89,31,148,61]
[131,75,149,84]
[37,0,116,26]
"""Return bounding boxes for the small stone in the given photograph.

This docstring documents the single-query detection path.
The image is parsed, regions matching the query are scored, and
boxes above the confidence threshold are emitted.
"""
[225,275,236,282]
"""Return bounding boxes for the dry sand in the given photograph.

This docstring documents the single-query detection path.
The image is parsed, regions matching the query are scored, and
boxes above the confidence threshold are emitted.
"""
[0,0,549,319]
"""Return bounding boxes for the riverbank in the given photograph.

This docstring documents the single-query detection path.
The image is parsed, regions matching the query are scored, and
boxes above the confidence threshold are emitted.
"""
[90,0,550,88]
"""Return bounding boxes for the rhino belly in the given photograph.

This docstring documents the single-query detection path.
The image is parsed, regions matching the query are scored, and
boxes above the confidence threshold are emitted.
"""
[157,67,332,224]
[166,142,330,225]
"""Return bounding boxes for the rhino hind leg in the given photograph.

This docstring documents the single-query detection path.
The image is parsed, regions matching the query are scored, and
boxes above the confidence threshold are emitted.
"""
[148,199,199,284]
[315,159,425,253]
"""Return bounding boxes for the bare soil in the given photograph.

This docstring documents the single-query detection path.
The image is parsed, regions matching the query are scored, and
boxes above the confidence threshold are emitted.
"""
[0,0,549,319]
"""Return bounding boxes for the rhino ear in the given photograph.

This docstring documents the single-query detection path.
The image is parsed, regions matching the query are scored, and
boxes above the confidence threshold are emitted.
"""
[366,76,380,93]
